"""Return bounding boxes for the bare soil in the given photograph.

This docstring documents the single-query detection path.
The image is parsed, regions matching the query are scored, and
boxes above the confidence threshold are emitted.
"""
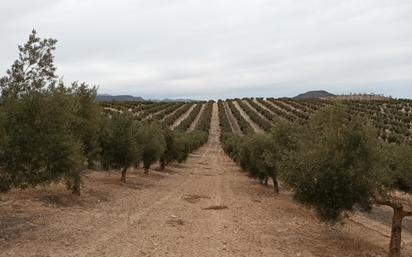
[188,103,206,132]
[171,104,196,129]
[254,99,289,122]
[242,100,272,124]
[0,103,411,257]
[162,104,187,122]
[266,100,298,119]
[223,101,242,135]
[232,101,264,133]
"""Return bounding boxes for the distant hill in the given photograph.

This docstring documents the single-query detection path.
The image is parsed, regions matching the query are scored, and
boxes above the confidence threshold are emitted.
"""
[150,98,197,103]
[96,94,196,102]
[96,94,145,102]
[294,90,335,99]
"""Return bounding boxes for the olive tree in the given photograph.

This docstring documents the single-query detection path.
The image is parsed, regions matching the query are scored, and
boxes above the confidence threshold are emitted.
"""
[238,134,272,186]
[71,82,100,167]
[283,105,411,257]
[159,128,177,170]
[137,122,166,174]
[65,82,100,194]
[233,121,297,195]
[378,143,412,257]
[265,121,298,194]
[99,112,141,182]
[0,30,83,194]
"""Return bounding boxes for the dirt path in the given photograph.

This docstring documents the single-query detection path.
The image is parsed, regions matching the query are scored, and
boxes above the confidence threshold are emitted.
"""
[171,104,196,129]
[253,99,287,122]
[232,101,264,133]
[266,100,298,119]
[242,100,272,124]
[223,102,242,135]
[162,104,187,121]
[1,104,411,257]
[188,103,206,132]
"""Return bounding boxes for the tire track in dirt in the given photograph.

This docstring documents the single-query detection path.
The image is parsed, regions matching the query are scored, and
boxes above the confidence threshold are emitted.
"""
[112,103,225,257]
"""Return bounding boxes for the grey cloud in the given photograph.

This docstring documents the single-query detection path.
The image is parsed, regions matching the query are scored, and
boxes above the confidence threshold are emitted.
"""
[0,0,411,100]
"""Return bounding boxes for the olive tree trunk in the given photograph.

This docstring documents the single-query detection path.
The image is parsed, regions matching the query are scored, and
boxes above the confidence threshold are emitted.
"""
[389,205,403,257]
[271,176,279,195]
[121,167,127,183]
[72,177,80,196]
[375,199,412,257]
[72,174,81,196]
[388,204,412,257]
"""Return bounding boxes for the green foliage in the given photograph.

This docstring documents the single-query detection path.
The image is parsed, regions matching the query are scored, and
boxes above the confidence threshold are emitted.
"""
[239,134,273,182]
[236,99,272,131]
[175,131,208,162]
[163,103,194,127]
[284,105,381,221]
[137,122,166,172]
[0,30,57,98]
[217,100,232,134]
[70,82,100,167]
[0,30,83,193]
[175,103,203,131]
[99,112,141,181]
[227,100,254,134]
[194,101,213,132]
[382,143,412,193]
[159,128,178,170]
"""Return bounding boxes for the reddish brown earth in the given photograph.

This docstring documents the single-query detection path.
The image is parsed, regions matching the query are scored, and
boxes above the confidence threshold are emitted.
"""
[0,103,411,257]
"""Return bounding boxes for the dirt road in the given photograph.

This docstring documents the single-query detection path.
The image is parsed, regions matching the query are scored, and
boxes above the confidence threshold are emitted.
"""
[1,103,411,257]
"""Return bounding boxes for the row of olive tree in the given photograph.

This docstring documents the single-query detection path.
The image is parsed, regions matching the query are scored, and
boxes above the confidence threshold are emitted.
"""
[0,30,208,197]
[99,111,208,183]
[220,104,411,257]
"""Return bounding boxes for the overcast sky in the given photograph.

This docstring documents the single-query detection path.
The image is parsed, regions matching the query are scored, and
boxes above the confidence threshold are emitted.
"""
[1,0,411,99]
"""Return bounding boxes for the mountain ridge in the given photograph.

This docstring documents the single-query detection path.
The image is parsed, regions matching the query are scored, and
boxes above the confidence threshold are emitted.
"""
[293,90,335,99]
[96,94,196,102]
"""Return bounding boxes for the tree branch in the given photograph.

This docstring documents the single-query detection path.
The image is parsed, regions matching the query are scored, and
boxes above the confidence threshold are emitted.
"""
[373,196,397,209]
